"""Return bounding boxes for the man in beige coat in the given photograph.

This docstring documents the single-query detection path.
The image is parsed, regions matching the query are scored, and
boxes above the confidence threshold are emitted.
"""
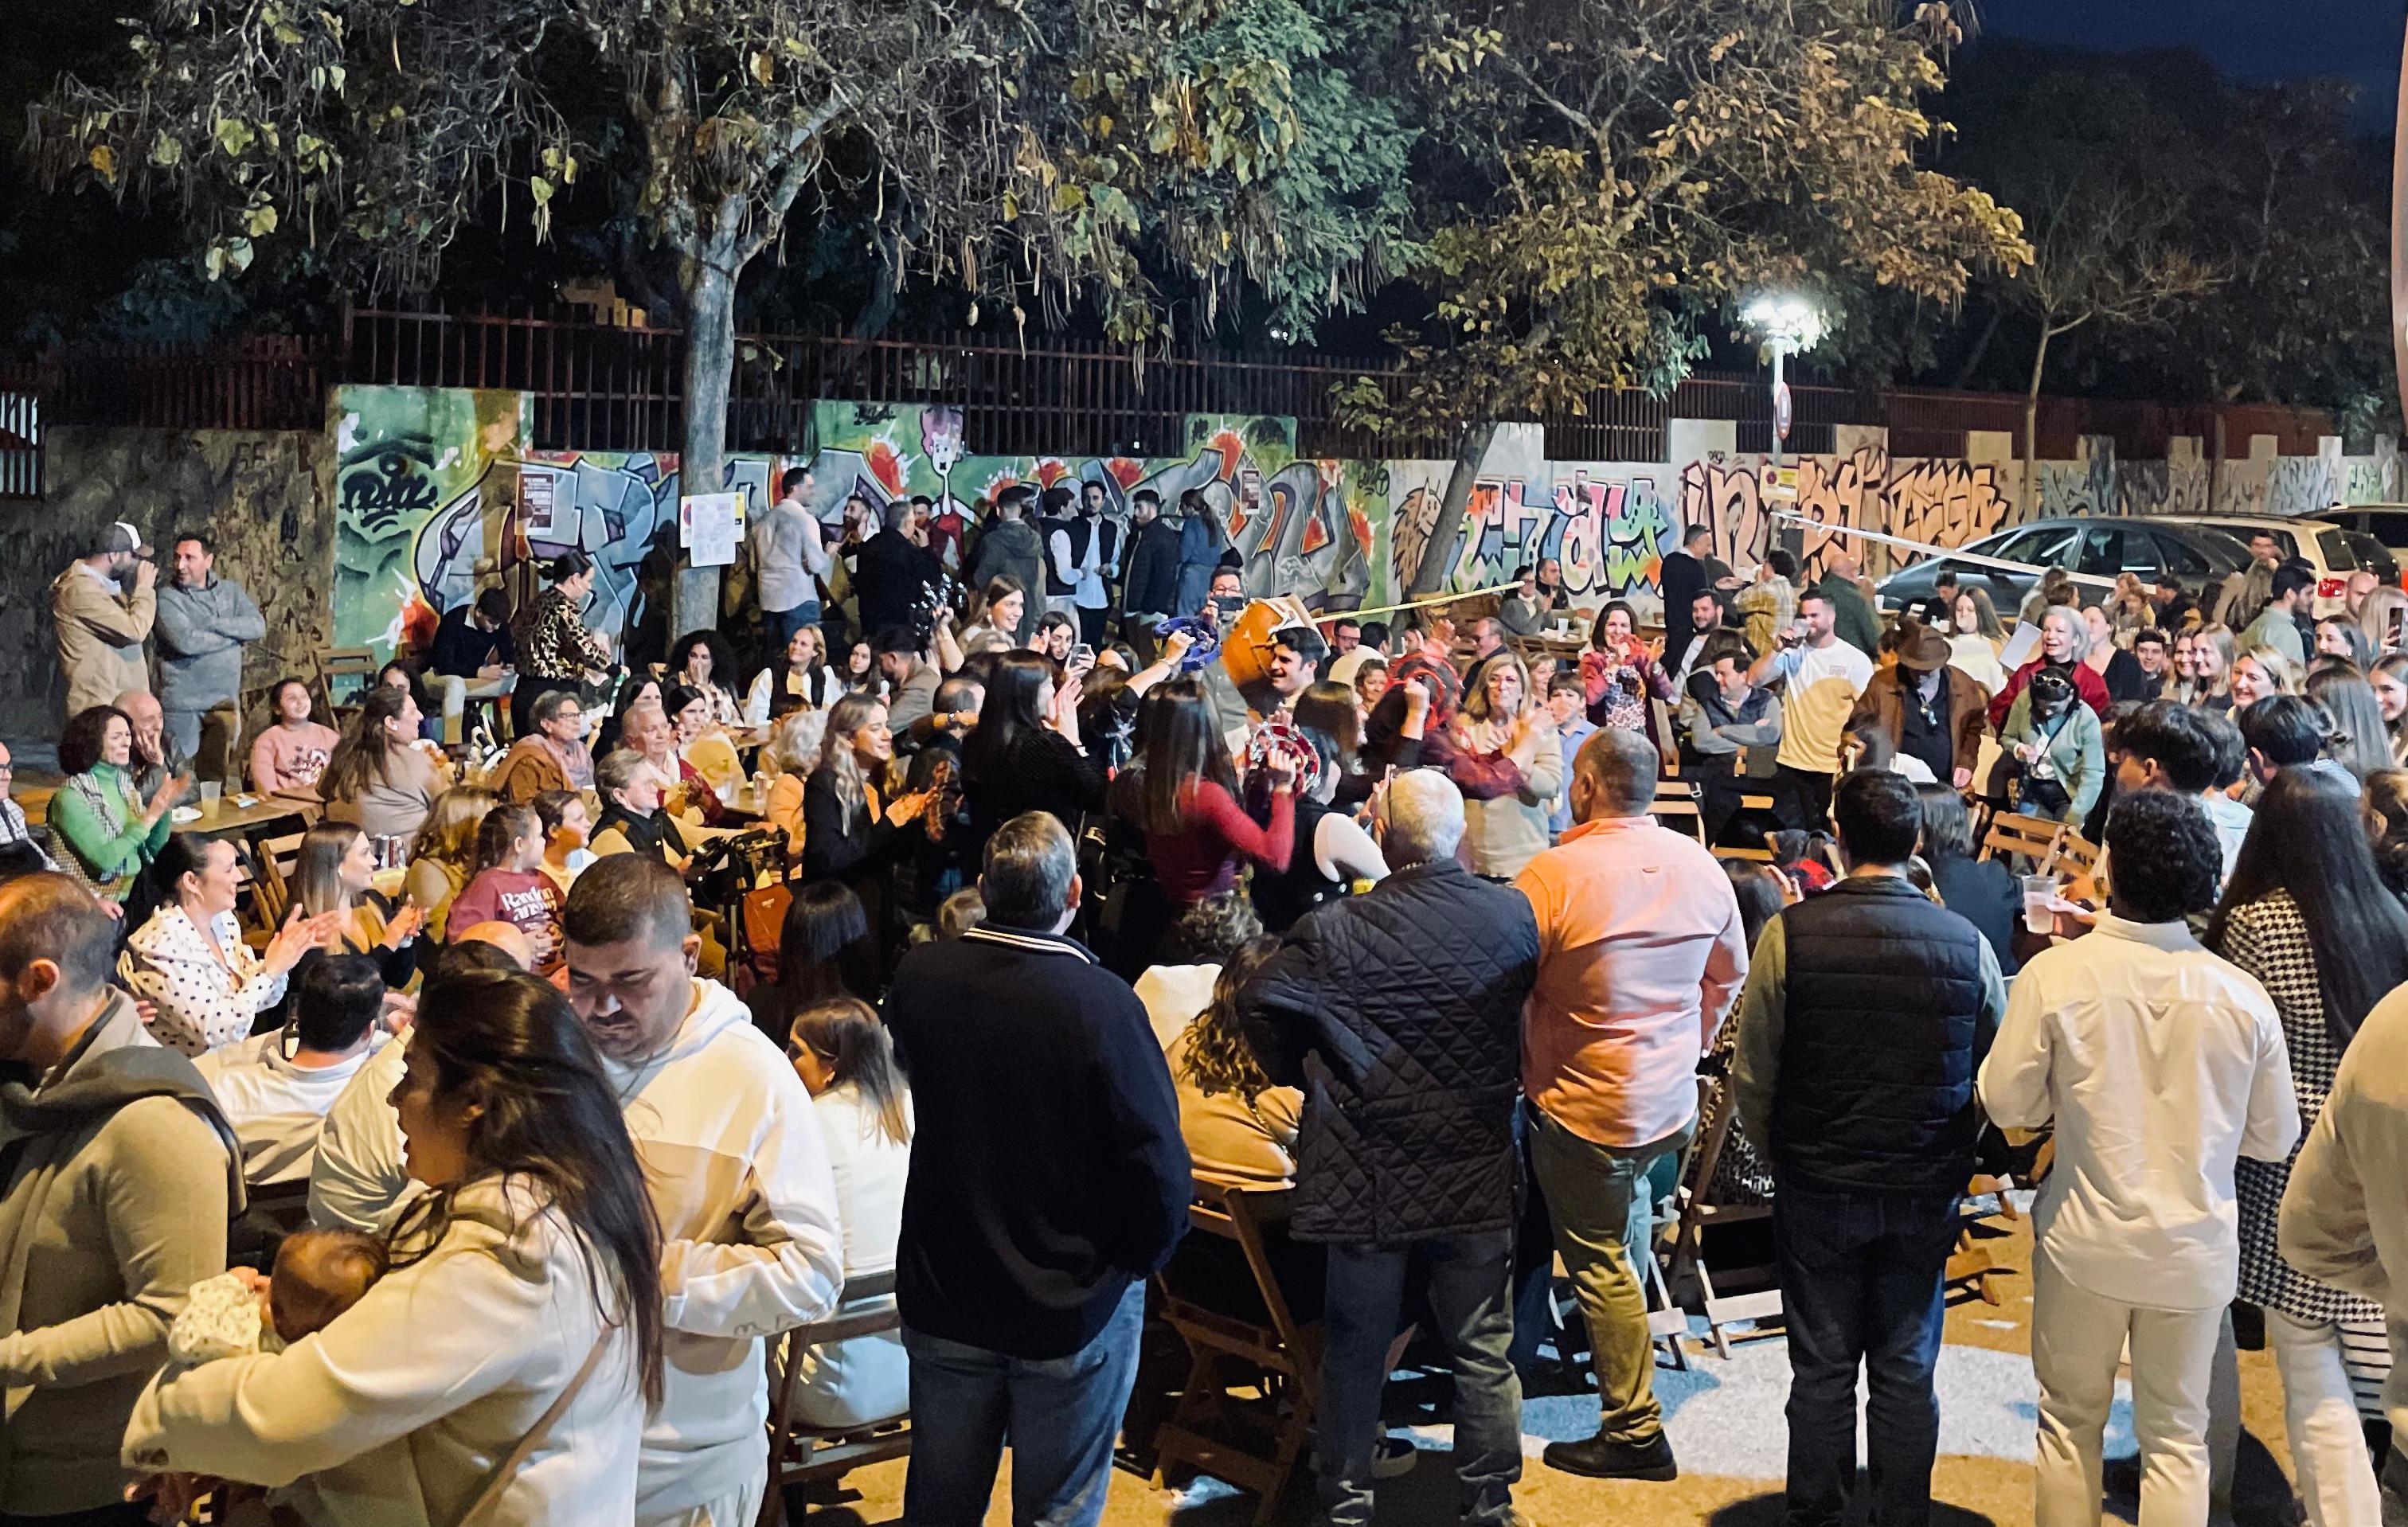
[2281,982,2408,1524]
[51,522,158,721]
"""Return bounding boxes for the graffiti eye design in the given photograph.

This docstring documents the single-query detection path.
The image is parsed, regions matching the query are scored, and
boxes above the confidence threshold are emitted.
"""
[338,438,441,533]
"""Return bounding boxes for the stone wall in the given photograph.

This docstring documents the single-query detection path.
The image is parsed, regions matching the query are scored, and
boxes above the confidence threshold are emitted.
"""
[2,427,334,740]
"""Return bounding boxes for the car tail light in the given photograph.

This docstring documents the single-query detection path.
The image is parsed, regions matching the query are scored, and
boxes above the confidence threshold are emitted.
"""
[2320,577,2346,600]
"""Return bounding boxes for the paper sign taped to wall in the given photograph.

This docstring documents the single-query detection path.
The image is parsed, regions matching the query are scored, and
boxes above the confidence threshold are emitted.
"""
[680,492,744,567]
[1997,621,2042,671]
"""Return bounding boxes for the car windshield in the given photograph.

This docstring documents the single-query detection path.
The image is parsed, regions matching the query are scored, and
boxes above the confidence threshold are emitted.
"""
[2181,527,2254,571]
[2347,532,2398,578]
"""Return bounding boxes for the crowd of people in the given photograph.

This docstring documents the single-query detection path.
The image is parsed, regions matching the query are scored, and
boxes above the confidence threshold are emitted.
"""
[8,491,2408,1527]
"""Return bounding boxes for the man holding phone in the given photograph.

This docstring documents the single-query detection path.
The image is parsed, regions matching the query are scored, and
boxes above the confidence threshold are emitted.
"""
[53,522,158,721]
[1745,592,1873,831]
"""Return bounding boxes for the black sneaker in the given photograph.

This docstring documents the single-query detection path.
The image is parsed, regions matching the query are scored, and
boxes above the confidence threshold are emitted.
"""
[1540,1431,1678,1482]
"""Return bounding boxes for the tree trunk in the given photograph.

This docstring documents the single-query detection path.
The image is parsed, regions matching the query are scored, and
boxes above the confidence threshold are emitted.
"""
[2021,325,2053,521]
[1406,420,1498,599]
[676,256,737,639]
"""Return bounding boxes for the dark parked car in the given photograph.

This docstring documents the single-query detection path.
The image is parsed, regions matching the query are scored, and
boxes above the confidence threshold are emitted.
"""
[1874,517,2254,620]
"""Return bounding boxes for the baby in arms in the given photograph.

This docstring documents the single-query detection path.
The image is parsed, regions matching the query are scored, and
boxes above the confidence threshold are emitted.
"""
[169,1228,389,1362]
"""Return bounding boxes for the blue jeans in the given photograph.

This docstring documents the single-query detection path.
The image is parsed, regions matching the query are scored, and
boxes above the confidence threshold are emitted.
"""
[901,1279,1144,1527]
[764,600,822,650]
[1319,1233,1523,1527]
[1773,1186,1960,1527]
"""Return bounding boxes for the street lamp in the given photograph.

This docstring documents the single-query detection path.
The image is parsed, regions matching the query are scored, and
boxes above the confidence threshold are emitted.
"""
[1742,295,1826,473]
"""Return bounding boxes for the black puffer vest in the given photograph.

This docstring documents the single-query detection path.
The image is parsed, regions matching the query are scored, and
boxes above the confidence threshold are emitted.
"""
[1768,875,1986,1195]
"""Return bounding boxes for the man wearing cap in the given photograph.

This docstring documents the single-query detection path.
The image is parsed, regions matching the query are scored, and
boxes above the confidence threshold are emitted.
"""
[154,531,266,763]
[1847,624,1988,790]
[52,523,158,721]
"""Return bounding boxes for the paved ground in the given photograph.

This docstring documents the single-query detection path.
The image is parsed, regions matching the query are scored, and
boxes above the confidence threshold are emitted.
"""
[792,1214,2324,1527]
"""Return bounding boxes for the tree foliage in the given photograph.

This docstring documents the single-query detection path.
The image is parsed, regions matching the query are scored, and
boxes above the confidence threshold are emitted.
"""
[1335,0,2030,436]
[37,0,1327,341]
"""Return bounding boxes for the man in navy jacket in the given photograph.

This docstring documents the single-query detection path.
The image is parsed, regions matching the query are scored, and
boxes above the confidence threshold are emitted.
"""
[885,810,1188,1527]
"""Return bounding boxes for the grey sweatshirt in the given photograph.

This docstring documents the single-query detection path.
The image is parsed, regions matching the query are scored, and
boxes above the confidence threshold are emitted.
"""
[0,993,237,1515]
[154,575,266,717]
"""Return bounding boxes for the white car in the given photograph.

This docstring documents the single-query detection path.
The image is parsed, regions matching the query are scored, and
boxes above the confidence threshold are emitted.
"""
[2150,514,2396,618]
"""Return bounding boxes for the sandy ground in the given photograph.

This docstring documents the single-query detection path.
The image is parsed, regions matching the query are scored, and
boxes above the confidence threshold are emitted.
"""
[784,1213,2328,1526]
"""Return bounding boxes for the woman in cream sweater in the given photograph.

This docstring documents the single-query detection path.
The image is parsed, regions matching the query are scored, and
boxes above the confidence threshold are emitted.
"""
[124,970,664,1527]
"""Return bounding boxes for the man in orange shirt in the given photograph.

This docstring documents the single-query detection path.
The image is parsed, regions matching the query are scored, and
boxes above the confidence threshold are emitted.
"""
[1515,726,1749,1481]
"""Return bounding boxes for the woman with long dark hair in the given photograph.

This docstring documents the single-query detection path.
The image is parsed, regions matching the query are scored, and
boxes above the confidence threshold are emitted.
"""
[319,685,446,844]
[665,630,745,728]
[1138,678,1296,909]
[1580,599,1675,733]
[959,650,1108,856]
[958,576,1028,653]
[513,550,615,736]
[119,833,330,1055]
[126,970,664,1524]
[746,882,880,1045]
[2207,766,2408,1525]
[378,658,444,742]
[1246,726,1386,933]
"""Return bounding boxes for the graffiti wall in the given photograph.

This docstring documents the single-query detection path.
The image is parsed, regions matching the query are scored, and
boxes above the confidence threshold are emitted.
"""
[320,388,2406,667]
[6,426,335,736]
[330,386,530,658]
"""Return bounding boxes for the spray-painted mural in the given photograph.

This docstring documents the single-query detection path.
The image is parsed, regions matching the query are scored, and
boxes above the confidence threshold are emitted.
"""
[330,387,529,657]
[328,387,2406,662]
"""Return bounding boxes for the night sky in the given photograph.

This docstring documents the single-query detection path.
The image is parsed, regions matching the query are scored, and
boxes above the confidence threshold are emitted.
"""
[1984,0,2402,127]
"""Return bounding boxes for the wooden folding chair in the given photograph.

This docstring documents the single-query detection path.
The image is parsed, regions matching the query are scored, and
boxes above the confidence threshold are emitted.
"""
[757,1271,910,1526]
[1648,777,1706,843]
[318,646,378,718]
[1152,1183,1336,1527]
[1661,1078,1783,1359]
[1978,810,2066,872]
[249,830,309,931]
[2054,828,2101,881]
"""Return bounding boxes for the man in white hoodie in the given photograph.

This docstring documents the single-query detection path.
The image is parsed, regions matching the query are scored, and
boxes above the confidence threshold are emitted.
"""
[563,854,847,1527]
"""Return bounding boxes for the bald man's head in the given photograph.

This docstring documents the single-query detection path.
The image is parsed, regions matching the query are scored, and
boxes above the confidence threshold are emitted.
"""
[452,920,534,972]
[1571,727,1659,823]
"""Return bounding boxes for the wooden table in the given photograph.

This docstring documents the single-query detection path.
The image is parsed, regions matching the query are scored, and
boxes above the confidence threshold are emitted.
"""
[17,784,315,838]
[174,791,320,838]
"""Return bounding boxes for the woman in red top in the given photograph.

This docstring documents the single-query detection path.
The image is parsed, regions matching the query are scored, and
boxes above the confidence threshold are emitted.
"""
[1140,680,1298,907]
[1987,605,2112,730]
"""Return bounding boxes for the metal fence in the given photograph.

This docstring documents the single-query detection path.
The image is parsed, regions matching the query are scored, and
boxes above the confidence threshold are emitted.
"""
[15,306,2342,476]
[0,369,39,498]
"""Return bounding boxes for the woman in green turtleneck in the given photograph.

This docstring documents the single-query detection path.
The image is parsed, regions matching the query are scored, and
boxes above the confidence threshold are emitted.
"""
[46,703,183,897]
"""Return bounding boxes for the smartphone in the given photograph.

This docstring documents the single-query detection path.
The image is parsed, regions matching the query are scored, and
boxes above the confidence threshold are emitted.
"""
[1069,642,1096,672]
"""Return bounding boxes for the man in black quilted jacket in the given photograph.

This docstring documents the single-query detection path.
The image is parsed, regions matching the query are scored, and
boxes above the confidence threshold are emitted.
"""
[1238,769,1540,1527]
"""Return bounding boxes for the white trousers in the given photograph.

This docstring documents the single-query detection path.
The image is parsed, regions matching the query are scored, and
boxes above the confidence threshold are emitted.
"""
[2264,1307,2383,1527]
[639,1473,766,1527]
[2032,1249,2222,1527]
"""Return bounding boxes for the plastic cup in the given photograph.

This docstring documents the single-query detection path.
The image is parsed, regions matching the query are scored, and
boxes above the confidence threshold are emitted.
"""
[2022,874,2058,935]
[198,781,223,814]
